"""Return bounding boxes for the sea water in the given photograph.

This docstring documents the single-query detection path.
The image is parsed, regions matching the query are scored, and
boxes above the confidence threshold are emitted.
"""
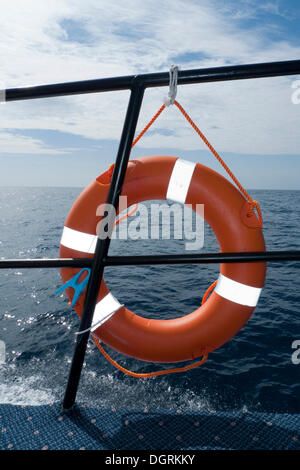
[0,187,299,413]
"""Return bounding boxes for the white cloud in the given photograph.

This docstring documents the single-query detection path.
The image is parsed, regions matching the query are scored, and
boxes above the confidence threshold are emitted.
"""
[0,130,69,154]
[0,0,299,156]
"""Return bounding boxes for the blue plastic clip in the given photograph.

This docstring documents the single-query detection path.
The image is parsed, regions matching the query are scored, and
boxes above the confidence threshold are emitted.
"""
[56,268,91,308]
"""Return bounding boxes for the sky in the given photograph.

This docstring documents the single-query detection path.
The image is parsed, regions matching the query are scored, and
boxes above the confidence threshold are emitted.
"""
[0,0,300,188]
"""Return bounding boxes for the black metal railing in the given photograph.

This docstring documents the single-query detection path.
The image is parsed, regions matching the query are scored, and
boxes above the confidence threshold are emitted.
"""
[2,59,300,409]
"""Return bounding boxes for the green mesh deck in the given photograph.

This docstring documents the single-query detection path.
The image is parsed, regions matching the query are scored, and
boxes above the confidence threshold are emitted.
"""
[0,403,299,450]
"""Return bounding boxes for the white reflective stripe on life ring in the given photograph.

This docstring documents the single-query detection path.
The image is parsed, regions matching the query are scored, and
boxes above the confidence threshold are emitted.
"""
[91,292,122,331]
[167,158,196,204]
[60,226,97,253]
[215,273,262,307]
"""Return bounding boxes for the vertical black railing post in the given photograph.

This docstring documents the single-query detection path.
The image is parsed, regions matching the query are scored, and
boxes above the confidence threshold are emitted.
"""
[62,82,145,409]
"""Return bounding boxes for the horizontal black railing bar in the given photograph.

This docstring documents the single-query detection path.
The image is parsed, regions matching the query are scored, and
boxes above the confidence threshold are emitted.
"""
[105,251,300,265]
[0,258,93,269]
[0,251,300,269]
[4,60,300,102]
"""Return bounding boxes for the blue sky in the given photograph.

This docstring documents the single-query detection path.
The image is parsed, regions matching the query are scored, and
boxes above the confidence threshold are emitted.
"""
[0,0,299,188]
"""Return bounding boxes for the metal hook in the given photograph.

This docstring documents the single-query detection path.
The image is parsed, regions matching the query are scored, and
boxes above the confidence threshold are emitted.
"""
[164,65,179,106]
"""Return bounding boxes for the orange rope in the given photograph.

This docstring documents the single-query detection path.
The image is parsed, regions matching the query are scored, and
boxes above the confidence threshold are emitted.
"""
[201,280,217,305]
[113,203,138,228]
[132,104,166,148]
[173,101,262,225]
[93,335,208,378]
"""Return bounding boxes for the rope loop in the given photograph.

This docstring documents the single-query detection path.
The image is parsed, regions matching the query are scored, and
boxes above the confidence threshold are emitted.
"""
[93,335,208,378]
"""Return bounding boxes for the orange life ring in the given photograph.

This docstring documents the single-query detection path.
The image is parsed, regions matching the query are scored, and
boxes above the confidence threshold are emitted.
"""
[59,156,266,363]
